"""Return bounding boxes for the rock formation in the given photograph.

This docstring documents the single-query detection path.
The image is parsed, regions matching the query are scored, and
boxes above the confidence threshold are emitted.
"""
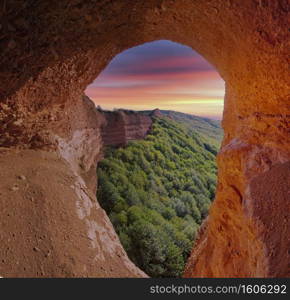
[151,108,163,118]
[0,0,289,277]
[100,109,152,147]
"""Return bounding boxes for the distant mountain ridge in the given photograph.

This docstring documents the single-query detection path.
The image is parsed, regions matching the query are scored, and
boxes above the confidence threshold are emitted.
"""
[96,105,223,147]
[140,109,223,146]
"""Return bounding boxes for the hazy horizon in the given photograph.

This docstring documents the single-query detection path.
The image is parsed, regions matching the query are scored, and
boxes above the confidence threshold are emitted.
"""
[94,106,222,121]
[86,40,225,120]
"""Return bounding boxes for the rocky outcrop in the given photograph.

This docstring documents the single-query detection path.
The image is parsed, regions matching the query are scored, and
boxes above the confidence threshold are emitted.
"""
[0,147,146,277]
[151,109,163,118]
[184,140,290,278]
[0,92,153,277]
[100,110,152,147]
[0,94,149,278]
[0,1,289,277]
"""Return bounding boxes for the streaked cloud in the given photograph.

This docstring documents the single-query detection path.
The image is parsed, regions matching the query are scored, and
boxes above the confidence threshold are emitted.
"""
[85,40,224,119]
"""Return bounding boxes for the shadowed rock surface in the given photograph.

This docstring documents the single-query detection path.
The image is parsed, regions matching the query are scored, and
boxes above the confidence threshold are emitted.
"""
[100,109,152,147]
[0,0,289,277]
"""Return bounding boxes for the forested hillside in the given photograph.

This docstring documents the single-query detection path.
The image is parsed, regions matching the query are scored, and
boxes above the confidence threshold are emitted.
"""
[141,110,223,145]
[97,115,221,277]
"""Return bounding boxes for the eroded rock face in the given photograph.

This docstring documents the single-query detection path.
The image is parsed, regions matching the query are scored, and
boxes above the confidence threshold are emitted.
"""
[101,110,152,147]
[0,0,289,277]
[0,148,146,277]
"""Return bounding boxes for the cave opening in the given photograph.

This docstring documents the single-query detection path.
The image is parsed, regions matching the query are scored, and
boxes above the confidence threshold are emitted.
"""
[2,1,287,279]
[84,40,225,277]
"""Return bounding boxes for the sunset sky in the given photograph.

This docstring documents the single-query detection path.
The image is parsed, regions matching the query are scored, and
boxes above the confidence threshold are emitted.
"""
[85,40,225,119]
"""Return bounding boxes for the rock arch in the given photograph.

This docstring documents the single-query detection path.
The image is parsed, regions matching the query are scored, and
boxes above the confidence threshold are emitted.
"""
[0,0,289,277]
